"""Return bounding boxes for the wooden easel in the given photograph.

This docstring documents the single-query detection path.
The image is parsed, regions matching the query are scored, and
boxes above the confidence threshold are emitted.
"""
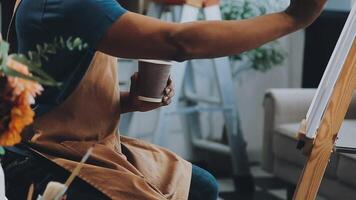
[293,4,356,199]
[294,41,356,200]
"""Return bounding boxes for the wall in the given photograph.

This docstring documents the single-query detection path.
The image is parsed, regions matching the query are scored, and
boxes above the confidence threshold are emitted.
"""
[234,31,305,161]
[326,0,352,11]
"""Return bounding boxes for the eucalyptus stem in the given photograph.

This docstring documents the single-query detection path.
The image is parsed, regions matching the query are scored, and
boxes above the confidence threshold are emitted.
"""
[0,37,88,86]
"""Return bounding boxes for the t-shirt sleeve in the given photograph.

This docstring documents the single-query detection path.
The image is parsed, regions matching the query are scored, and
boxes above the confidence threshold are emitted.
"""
[43,0,127,48]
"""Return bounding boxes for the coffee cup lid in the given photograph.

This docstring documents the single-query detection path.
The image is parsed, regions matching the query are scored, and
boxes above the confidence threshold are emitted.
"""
[138,59,172,65]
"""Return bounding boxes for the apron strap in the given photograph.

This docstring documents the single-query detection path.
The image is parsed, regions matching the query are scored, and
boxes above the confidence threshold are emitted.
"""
[6,0,23,53]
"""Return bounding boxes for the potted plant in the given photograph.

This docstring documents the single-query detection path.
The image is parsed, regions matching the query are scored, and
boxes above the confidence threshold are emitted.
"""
[221,0,288,77]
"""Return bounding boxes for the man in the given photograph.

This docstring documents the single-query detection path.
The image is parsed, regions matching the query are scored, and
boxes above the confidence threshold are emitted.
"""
[3,0,327,200]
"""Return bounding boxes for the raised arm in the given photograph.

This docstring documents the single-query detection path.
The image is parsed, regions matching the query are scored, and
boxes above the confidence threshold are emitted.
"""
[98,0,327,61]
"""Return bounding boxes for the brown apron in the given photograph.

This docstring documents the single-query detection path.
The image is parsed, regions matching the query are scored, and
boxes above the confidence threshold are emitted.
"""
[8,1,192,199]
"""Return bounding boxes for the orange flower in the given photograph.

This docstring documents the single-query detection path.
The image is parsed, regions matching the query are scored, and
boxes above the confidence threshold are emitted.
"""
[0,59,42,146]
[6,58,43,98]
[0,91,34,146]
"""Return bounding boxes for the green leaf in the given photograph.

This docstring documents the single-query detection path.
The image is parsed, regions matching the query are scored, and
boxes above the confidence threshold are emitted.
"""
[1,36,87,87]
[2,66,61,86]
[10,54,57,83]
[0,147,5,155]
[0,41,10,66]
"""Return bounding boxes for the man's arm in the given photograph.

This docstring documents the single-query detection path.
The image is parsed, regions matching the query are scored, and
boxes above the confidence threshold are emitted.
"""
[98,0,327,61]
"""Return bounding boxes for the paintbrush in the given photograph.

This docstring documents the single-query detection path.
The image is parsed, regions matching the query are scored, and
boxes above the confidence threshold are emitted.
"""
[38,146,94,200]
[27,184,34,200]
[40,182,67,200]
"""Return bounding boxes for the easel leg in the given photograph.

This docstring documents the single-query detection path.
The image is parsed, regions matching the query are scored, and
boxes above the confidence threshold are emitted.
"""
[293,45,356,199]
[293,141,334,200]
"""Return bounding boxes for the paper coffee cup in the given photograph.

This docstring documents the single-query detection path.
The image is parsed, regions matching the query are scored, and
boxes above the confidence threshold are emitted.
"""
[138,59,172,103]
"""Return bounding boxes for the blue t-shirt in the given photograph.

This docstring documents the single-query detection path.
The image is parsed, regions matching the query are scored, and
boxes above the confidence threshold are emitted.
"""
[15,0,127,115]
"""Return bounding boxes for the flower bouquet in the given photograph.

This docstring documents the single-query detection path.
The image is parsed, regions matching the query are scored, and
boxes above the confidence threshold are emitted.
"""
[0,36,87,147]
[0,50,44,147]
[0,35,87,200]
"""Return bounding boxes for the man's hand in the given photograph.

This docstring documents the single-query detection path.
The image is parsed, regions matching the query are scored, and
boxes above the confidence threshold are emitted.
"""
[285,0,328,28]
[122,73,175,113]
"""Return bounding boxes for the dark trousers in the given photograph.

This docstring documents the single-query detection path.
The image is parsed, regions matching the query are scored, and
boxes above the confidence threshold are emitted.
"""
[188,165,219,200]
[3,146,218,200]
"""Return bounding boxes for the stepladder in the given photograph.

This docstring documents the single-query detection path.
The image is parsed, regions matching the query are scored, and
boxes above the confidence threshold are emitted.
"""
[121,0,255,192]
[294,4,356,200]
